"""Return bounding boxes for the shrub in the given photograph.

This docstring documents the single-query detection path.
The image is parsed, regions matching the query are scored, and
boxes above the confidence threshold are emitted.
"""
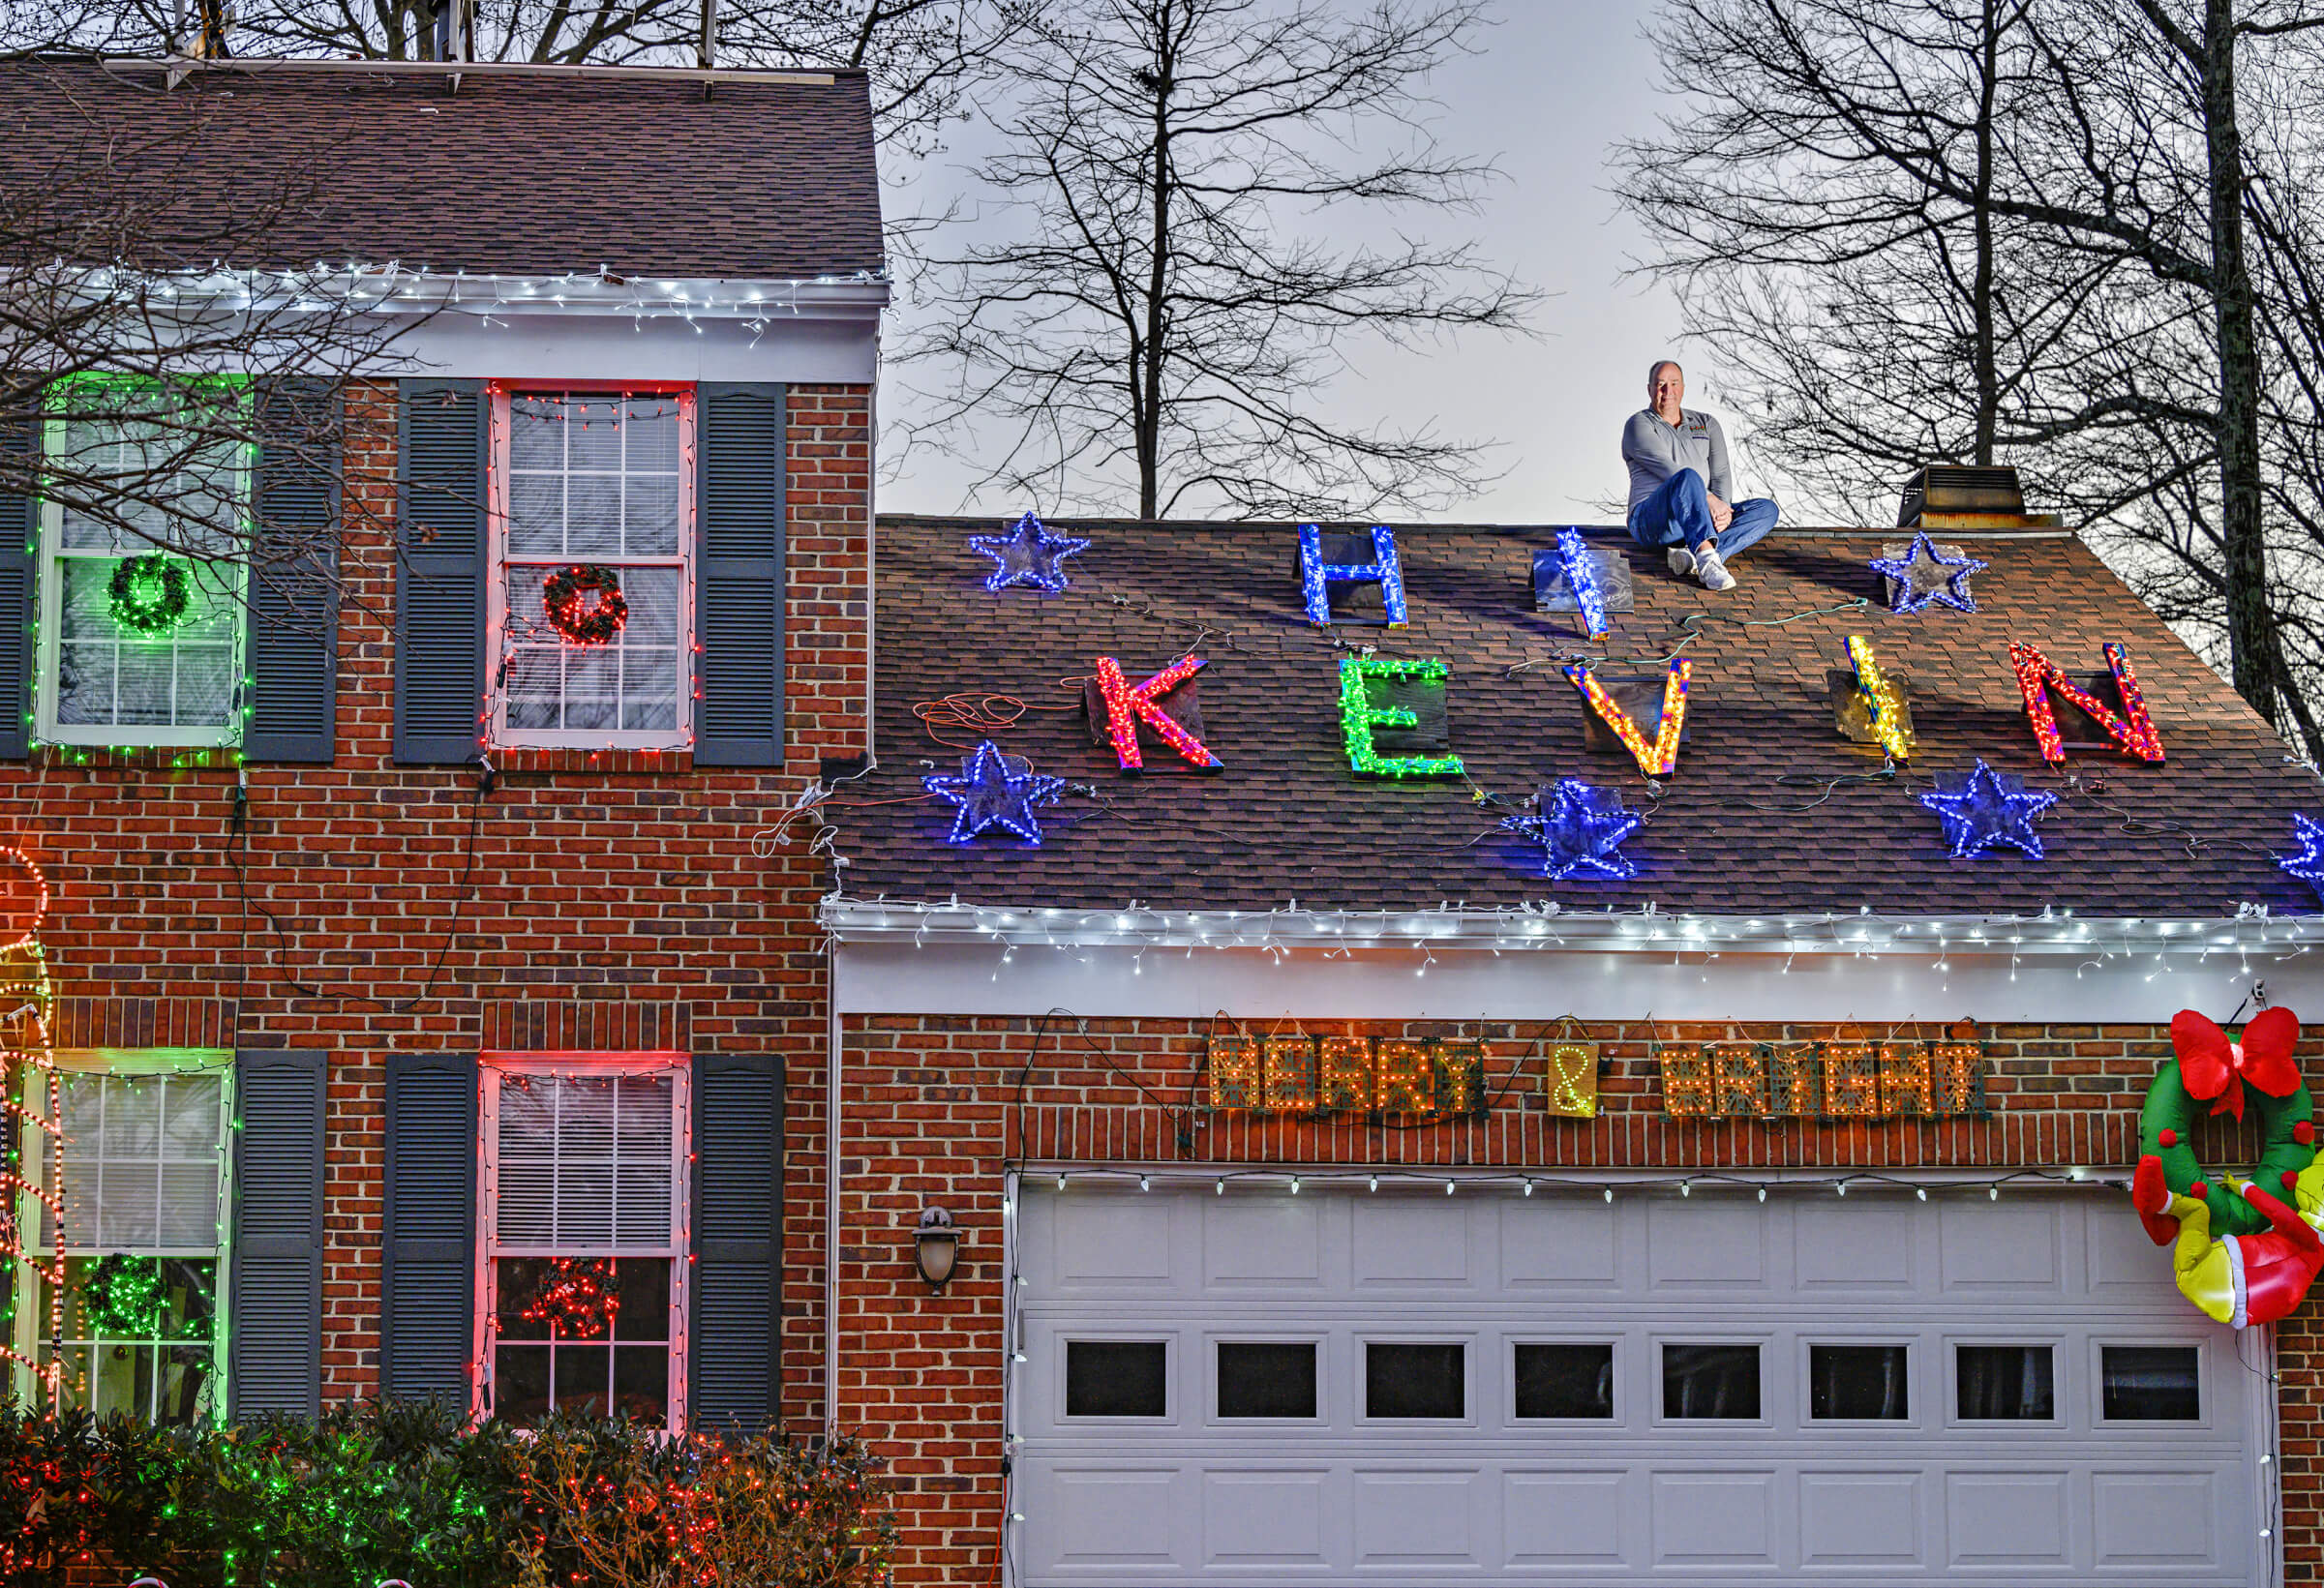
[0,1399,892,1588]
[156,1399,520,1588]
[515,1418,894,1588]
[0,1401,185,1588]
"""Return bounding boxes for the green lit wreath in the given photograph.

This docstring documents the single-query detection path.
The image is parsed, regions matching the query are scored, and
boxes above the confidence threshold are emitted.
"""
[107,554,193,637]
[79,1253,168,1338]
[542,564,628,647]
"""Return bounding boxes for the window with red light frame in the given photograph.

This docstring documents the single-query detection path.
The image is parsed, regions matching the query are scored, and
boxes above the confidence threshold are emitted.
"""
[477,1055,689,1430]
[487,386,694,751]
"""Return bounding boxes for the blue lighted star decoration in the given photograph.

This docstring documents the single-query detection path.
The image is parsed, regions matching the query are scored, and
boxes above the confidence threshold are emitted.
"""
[971,512,1091,593]
[1918,759,2058,858]
[2278,815,2324,901]
[1871,531,1988,614]
[924,739,1068,845]
[1506,778,1643,881]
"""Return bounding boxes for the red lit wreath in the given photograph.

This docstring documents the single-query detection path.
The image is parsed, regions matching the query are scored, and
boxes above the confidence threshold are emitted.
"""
[518,1257,621,1338]
[542,564,628,646]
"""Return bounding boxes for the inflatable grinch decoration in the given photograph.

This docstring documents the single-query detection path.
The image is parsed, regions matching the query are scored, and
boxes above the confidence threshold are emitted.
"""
[2131,1006,2322,1326]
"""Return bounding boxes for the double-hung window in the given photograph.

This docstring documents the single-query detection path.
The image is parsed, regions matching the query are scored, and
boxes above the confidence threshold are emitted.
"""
[479,1054,689,1429]
[489,387,693,750]
[8,1053,232,1424]
[37,381,248,747]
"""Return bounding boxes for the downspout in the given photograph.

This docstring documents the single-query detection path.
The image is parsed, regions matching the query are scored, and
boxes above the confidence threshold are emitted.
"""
[822,322,877,1444]
[825,927,842,1442]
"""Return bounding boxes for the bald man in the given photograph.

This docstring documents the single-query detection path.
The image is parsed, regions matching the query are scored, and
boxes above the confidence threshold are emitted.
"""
[1621,360,1780,591]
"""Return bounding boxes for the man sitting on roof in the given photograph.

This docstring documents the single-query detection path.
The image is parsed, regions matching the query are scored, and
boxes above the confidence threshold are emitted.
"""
[1621,360,1780,592]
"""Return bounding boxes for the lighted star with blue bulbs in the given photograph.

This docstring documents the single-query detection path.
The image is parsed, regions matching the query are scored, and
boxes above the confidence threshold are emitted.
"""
[925,739,1068,845]
[1507,778,1643,881]
[971,512,1091,593]
[2278,815,2324,902]
[1918,759,2057,858]
[1872,531,1988,614]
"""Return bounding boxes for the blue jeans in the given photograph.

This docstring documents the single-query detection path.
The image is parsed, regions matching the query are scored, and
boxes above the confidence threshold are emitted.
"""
[1628,468,1780,559]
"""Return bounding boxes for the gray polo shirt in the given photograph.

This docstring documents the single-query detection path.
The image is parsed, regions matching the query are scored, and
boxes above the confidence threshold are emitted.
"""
[1622,406,1733,514]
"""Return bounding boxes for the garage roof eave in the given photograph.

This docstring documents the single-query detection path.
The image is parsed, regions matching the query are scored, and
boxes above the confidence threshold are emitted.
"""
[818,895,2308,960]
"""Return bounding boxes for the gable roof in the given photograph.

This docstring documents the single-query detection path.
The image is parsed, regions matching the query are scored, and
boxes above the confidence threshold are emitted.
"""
[0,59,882,280]
[831,515,2324,922]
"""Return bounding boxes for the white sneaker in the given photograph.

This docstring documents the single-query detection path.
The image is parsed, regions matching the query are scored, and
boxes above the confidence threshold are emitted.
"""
[1696,548,1736,591]
[1666,545,1697,578]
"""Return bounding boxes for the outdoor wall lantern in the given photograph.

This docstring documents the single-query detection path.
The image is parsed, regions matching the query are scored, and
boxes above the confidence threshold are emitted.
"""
[913,1207,963,1292]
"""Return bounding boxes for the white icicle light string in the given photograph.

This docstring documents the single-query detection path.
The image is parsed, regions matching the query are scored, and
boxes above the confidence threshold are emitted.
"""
[821,893,2317,976]
[1026,1164,2114,1199]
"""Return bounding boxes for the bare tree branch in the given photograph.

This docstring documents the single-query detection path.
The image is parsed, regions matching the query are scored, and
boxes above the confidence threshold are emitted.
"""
[897,0,1537,521]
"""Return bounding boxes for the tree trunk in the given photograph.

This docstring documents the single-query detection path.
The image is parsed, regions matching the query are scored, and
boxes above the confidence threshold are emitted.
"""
[2204,0,2277,725]
[1971,0,2000,464]
[1136,3,1175,521]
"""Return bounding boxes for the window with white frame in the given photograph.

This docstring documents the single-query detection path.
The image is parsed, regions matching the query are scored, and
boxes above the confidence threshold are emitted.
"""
[491,389,692,750]
[479,1056,688,1429]
[9,1055,232,1424]
[38,384,248,747]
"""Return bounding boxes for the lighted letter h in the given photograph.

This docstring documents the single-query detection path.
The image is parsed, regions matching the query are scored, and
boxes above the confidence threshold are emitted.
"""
[1299,524,1408,626]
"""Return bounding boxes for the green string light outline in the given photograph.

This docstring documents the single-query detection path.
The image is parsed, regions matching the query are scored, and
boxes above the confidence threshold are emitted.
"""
[1339,656,1464,777]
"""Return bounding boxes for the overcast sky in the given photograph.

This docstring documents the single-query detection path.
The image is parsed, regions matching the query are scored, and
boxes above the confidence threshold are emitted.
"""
[874,1,1764,527]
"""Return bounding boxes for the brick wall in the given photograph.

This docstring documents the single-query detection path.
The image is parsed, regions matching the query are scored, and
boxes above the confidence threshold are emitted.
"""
[0,377,869,1422]
[832,1011,2304,1584]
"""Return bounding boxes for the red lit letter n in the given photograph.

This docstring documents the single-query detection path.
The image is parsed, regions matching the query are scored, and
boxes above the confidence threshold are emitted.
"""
[2007,641,2164,764]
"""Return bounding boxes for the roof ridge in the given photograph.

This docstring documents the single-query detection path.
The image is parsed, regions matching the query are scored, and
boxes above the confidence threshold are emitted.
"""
[92,55,860,87]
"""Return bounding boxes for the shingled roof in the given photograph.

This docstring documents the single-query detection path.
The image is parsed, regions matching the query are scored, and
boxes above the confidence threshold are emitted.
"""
[832,515,2324,920]
[0,59,882,279]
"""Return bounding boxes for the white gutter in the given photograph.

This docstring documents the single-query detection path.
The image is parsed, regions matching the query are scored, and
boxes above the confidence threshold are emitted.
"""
[820,896,2311,961]
[97,267,890,322]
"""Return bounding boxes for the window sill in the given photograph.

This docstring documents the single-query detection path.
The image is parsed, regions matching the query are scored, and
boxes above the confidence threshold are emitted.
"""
[487,746,695,776]
[34,742,243,771]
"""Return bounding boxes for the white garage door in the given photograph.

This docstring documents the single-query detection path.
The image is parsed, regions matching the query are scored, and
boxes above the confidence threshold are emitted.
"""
[1011,1181,2268,1585]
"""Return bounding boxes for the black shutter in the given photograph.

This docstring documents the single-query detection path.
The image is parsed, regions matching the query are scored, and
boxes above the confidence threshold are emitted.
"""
[231,1049,325,1418]
[382,1052,477,1405]
[694,384,786,767]
[246,378,341,762]
[0,412,35,759]
[690,1052,782,1432]
[394,378,486,764]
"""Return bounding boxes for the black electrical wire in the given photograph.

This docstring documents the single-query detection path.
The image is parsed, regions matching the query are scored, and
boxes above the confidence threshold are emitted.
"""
[224,765,492,1012]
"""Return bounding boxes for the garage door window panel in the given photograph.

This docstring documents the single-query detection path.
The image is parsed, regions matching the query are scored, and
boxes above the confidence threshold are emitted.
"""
[1512,1340,1615,1421]
[1215,1339,1318,1421]
[1660,1341,1763,1421]
[2099,1343,2200,1423]
[1065,1338,1169,1420]
[1807,1342,1911,1422]
[1363,1339,1466,1421]
[1954,1342,2057,1422]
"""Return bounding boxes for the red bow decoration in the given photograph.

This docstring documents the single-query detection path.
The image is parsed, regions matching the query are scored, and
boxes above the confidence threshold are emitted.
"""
[2172,1006,2302,1122]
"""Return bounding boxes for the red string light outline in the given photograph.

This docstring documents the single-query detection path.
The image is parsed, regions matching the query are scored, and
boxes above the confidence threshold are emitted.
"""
[2008,641,2164,764]
[1093,655,1222,771]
